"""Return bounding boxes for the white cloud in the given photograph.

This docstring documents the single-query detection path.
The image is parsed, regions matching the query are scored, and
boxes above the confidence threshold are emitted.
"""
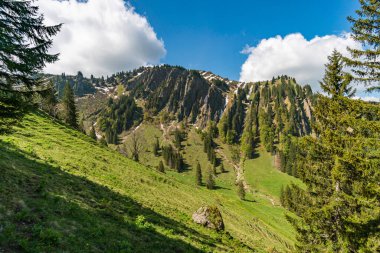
[353,96,380,102]
[239,33,362,92]
[37,0,166,77]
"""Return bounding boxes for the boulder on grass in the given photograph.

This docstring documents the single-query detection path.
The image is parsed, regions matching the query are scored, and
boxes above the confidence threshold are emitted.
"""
[192,205,224,231]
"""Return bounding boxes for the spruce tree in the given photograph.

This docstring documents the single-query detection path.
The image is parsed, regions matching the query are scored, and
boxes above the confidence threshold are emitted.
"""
[152,137,160,156]
[286,96,380,252]
[0,1,61,131]
[62,82,78,128]
[206,167,215,190]
[320,49,355,98]
[195,162,202,186]
[174,129,182,149]
[344,0,380,90]
[237,180,246,200]
[241,103,255,159]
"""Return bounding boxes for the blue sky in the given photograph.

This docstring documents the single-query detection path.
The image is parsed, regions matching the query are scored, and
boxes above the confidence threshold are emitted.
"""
[131,0,359,80]
[40,0,378,100]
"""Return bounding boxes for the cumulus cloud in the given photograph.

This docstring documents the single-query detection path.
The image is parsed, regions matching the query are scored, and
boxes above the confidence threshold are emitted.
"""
[239,33,362,92]
[37,0,166,76]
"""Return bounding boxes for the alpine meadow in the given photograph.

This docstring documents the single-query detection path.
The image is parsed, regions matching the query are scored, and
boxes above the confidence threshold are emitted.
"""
[0,0,379,253]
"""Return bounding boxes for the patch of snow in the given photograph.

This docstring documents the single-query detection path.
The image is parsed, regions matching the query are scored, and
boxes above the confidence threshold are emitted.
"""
[95,86,111,94]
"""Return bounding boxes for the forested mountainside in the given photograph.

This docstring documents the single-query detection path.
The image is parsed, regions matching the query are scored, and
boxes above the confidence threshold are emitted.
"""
[48,65,315,181]
[50,65,314,144]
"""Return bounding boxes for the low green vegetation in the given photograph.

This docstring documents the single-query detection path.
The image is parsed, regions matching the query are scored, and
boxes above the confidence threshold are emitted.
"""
[244,146,304,203]
[0,111,302,252]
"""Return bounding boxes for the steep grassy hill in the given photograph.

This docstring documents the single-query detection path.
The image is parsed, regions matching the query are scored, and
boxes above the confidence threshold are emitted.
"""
[0,111,301,252]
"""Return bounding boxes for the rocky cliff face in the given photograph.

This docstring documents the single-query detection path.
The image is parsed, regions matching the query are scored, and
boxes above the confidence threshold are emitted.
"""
[67,65,315,140]
[125,65,229,126]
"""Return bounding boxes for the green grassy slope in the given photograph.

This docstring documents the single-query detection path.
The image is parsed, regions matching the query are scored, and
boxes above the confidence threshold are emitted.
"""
[243,146,304,242]
[0,112,298,252]
[116,122,299,252]
[244,146,303,203]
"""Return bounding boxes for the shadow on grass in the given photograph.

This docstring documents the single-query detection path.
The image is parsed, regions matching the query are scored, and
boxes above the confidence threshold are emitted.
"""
[0,140,214,253]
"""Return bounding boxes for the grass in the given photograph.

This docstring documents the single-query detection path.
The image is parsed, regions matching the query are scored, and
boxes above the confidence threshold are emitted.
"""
[0,111,300,252]
[244,146,304,202]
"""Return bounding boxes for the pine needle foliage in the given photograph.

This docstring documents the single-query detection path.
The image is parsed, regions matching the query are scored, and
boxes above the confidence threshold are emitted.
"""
[344,0,380,91]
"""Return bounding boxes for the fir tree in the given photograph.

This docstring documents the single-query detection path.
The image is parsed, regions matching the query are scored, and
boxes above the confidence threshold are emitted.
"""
[320,49,355,98]
[195,162,202,186]
[173,128,182,149]
[62,82,78,128]
[162,144,184,172]
[152,136,160,156]
[259,108,275,153]
[241,103,255,159]
[0,1,61,131]
[286,95,380,252]
[344,0,380,90]
[218,114,228,141]
[206,167,215,190]
[237,180,246,200]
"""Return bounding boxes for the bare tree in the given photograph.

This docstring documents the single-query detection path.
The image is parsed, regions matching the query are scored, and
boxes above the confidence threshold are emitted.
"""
[127,131,145,162]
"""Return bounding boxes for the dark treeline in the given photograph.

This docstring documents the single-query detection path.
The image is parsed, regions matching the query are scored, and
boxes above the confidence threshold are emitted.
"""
[218,76,314,162]
[203,131,217,166]
[98,95,142,144]
[218,88,247,144]
[162,145,184,172]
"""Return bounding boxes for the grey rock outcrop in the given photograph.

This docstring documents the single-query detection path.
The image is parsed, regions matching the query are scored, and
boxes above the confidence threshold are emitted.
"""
[192,205,224,231]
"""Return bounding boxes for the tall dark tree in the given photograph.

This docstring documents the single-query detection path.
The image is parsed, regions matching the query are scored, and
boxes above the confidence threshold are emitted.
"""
[162,144,184,172]
[0,1,61,131]
[195,162,202,186]
[241,103,255,159]
[62,82,78,128]
[344,0,380,91]
[152,136,160,156]
[173,128,182,149]
[237,180,246,200]
[320,49,355,98]
[206,167,215,190]
[287,96,380,252]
